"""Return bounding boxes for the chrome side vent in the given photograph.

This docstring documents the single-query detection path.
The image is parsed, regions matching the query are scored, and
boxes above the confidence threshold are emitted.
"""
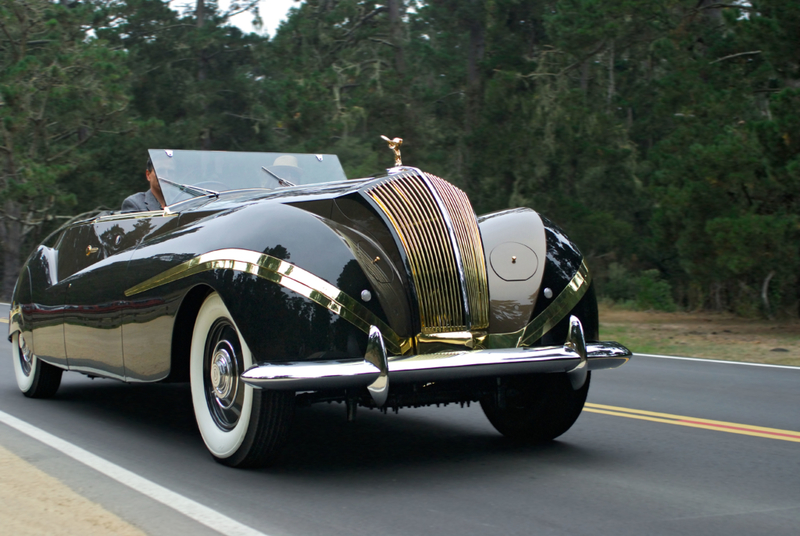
[366,170,489,334]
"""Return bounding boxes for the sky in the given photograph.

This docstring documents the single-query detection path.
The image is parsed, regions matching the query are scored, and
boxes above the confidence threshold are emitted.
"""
[223,0,298,37]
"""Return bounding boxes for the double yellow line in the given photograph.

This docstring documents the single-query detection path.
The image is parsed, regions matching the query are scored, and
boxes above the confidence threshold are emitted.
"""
[585,403,800,443]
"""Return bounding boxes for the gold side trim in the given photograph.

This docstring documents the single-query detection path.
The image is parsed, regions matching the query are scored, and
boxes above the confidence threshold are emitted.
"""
[484,260,591,349]
[124,249,589,357]
[124,248,411,355]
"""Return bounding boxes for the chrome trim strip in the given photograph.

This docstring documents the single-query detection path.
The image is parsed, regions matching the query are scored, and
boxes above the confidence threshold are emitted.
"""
[91,210,178,223]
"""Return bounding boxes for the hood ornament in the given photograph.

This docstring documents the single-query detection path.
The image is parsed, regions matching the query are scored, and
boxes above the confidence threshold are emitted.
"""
[381,135,403,167]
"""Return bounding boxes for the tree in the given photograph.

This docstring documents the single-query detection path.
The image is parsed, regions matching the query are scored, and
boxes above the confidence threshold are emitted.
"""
[0,0,130,297]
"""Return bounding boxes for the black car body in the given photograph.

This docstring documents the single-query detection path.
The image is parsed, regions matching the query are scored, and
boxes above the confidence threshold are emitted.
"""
[9,148,630,467]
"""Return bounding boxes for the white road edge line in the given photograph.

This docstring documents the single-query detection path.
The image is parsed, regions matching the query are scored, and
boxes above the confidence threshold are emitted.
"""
[635,353,800,370]
[0,410,268,536]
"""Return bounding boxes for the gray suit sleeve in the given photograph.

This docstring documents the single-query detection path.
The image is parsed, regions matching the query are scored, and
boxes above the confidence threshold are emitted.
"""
[121,193,146,212]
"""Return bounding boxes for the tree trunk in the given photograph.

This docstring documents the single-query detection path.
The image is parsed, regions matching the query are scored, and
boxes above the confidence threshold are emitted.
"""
[607,40,615,107]
[387,0,405,74]
[196,0,207,82]
[580,60,590,95]
[465,16,485,134]
[0,201,22,300]
[196,0,205,28]
[196,0,211,149]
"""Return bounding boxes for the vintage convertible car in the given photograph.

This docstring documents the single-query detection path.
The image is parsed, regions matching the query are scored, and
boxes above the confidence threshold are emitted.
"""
[9,142,631,467]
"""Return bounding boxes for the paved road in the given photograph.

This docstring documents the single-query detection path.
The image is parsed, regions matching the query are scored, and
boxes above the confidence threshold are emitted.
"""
[1,302,798,536]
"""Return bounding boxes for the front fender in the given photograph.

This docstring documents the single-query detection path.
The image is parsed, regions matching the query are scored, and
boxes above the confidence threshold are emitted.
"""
[478,209,597,348]
[125,202,390,364]
[478,207,547,334]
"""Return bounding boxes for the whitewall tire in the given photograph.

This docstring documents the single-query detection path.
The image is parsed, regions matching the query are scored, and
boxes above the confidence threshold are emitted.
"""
[190,292,294,467]
[11,332,62,398]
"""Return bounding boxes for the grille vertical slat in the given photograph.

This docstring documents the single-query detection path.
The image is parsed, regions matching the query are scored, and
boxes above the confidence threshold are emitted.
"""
[367,170,489,334]
[427,174,490,330]
[402,178,462,329]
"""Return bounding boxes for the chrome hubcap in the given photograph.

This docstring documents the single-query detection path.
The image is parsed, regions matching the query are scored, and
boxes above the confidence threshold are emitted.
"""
[210,341,238,408]
[203,318,245,431]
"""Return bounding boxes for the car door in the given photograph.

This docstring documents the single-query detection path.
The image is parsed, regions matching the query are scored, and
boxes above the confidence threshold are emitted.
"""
[63,211,178,379]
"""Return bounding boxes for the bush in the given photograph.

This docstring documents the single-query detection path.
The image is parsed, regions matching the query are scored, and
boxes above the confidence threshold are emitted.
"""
[601,264,677,312]
[635,269,677,312]
[604,262,636,302]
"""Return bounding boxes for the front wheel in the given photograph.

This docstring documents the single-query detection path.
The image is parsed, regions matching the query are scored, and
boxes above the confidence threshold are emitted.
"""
[11,332,62,398]
[190,292,294,468]
[481,372,590,442]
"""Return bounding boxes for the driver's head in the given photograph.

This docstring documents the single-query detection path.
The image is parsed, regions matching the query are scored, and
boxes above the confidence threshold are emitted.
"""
[146,158,163,199]
[271,155,302,182]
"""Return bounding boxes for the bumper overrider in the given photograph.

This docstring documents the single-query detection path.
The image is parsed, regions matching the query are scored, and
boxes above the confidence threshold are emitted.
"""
[241,316,631,407]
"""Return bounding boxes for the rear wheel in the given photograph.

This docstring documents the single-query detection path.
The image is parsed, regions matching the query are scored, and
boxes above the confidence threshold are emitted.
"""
[190,292,294,468]
[11,332,62,398]
[481,372,590,442]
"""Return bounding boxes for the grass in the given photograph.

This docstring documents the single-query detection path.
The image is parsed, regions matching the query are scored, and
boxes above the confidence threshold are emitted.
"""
[598,304,800,367]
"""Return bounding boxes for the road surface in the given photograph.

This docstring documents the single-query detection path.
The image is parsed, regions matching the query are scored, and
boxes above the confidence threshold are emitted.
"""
[1,303,798,535]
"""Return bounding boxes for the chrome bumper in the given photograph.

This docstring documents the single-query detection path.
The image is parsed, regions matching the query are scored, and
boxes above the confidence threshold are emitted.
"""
[241,316,631,406]
[241,316,631,405]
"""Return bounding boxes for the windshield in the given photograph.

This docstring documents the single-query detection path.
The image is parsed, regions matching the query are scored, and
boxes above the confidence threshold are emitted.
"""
[148,149,348,206]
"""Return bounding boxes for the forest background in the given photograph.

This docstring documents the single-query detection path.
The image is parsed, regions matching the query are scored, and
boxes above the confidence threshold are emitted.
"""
[1,0,798,317]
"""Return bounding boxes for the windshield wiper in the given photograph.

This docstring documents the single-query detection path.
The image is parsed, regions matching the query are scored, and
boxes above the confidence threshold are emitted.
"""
[158,177,219,197]
[261,166,296,187]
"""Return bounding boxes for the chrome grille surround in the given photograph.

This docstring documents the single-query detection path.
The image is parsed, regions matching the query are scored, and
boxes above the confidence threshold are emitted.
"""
[366,169,489,335]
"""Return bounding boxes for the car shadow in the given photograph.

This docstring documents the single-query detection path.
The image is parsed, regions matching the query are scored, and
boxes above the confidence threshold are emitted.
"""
[34,375,603,479]
[270,402,597,476]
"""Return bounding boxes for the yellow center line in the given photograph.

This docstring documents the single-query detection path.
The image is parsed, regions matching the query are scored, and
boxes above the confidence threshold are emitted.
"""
[584,402,800,443]
[0,318,7,323]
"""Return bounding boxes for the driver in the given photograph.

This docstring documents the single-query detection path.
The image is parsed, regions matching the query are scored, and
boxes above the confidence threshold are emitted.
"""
[122,158,167,212]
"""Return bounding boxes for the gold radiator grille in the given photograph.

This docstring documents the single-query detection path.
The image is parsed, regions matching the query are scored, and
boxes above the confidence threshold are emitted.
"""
[367,170,489,334]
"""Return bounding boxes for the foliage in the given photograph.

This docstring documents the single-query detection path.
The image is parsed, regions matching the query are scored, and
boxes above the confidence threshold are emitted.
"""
[1,0,798,317]
[602,263,677,312]
[0,0,130,293]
